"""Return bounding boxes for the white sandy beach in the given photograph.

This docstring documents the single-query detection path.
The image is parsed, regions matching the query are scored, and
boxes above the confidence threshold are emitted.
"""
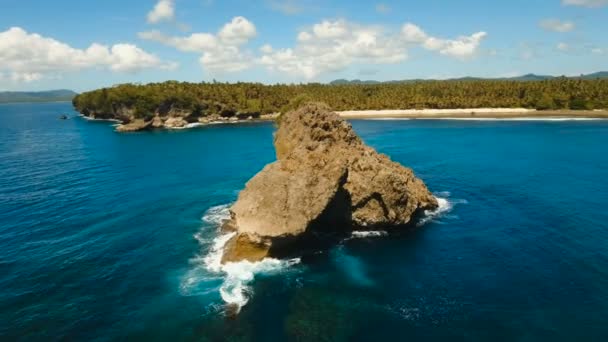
[336,108,608,119]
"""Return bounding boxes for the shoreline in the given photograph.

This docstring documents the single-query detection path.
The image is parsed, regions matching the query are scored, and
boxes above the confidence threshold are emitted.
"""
[337,109,608,119]
[78,108,608,133]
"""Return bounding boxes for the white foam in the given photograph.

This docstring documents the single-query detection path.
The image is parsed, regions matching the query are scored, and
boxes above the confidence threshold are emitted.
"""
[219,257,300,309]
[79,114,120,123]
[185,203,301,312]
[202,204,231,225]
[203,232,237,273]
[350,230,388,238]
[168,123,203,130]
[418,195,467,226]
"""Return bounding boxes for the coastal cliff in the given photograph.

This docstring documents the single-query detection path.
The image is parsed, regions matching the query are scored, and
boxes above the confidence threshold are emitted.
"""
[221,103,438,263]
[76,103,274,132]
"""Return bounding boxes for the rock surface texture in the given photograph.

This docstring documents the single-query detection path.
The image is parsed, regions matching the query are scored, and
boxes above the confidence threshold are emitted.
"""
[221,103,438,263]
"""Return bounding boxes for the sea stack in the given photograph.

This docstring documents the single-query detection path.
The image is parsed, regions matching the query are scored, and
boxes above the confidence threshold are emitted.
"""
[221,103,438,263]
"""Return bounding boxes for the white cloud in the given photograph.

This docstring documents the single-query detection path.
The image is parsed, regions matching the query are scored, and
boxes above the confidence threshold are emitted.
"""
[592,47,605,54]
[562,0,608,7]
[539,19,575,32]
[139,30,217,53]
[259,20,409,79]
[375,3,391,14]
[109,44,177,72]
[401,23,487,59]
[10,72,44,83]
[260,44,274,53]
[140,17,485,80]
[147,0,175,24]
[402,23,428,43]
[0,27,175,83]
[139,16,257,73]
[557,42,570,51]
[218,16,257,45]
[297,31,313,42]
[259,20,487,79]
[312,19,349,39]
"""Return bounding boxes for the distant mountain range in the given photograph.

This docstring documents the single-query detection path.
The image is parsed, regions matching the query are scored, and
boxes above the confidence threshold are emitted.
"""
[330,71,608,85]
[0,90,78,104]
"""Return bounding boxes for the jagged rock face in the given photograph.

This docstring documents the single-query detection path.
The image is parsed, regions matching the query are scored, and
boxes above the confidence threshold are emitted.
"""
[221,103,438,263]
[115,119,151,132]
[163,116,188,129]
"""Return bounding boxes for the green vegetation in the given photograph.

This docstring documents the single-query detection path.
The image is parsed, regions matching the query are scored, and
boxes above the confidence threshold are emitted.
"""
[0,90,77,104]
[73,79,608,119]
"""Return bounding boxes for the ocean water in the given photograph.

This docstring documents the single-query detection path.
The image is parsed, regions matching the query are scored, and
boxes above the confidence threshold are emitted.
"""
[1,102,608,341]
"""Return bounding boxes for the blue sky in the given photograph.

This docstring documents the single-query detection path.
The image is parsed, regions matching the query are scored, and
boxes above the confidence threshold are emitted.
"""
[0,0,607,91]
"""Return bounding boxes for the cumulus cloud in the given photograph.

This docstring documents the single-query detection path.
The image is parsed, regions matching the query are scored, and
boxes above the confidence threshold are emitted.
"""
[539,19,575,32]
[147,0,175,23]
[562,0,608,7]
[218,17,257,45]
[401,23,487,59]
[260,44,274,53]
[0,27,175,83]
[140,16,485,80]
[139,16,257,73]
[258,20,409,79]
[258,20,487,79]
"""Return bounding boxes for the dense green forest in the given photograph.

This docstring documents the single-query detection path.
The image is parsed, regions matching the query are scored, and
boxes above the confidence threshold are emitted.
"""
[73,79,608,120]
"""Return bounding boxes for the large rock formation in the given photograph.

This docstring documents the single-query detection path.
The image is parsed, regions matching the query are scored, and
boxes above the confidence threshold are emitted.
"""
[221,103,438,263]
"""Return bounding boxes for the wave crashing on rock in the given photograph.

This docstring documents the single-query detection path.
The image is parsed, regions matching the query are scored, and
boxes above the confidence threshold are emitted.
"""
[219,103,439,264]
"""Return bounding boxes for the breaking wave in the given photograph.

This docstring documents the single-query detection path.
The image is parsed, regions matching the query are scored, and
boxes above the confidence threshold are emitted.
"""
[350,230,389,239]
[418,192,467,226]
[202,204,231,225]
[184,204,300,313]
[186,192,463,312]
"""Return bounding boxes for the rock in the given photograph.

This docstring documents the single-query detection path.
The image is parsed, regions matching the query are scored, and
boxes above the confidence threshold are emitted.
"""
[261,113,280,121]
[222,233,271,263]
[152,115,164,128]
[115,119,151,132]
[164,116,188,128]
[221,103,438,263]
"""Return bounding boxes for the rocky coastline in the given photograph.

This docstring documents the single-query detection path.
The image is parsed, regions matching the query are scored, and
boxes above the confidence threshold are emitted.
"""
[77,106,278,132]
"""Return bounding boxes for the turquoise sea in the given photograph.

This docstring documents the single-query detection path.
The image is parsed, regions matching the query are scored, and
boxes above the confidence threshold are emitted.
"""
[1,102,608,341]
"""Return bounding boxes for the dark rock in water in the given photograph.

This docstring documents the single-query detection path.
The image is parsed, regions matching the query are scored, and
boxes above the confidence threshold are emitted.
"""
[59,115,68,120]
[221,103,438,263]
